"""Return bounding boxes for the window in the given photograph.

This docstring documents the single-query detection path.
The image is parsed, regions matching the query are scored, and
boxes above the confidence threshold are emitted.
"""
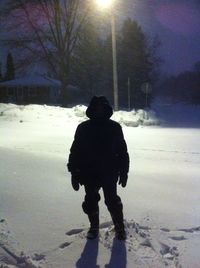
[7,88,14,96]
[28,88,37,97]
[17,88,23,97]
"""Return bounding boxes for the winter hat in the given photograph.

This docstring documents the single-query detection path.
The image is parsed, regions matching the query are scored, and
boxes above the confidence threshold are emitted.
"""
[86,96,113,119]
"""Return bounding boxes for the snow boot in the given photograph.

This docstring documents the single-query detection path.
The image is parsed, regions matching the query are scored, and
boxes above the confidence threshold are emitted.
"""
[115,229,126,240]
[86,228,99,240]
[110,211,126,240]
[86,212,99,240]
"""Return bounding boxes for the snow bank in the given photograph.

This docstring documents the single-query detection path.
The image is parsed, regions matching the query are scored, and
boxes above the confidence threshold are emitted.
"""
[0,104,77,123]
[0,103,159,127]
[112,109,159,127]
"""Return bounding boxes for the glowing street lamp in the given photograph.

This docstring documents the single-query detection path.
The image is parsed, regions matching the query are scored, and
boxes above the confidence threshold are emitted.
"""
[95,0,113,9]
[96,0,119,111]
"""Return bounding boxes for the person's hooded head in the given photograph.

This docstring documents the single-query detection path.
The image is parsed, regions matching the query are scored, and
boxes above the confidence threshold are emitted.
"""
[86,96,113,121]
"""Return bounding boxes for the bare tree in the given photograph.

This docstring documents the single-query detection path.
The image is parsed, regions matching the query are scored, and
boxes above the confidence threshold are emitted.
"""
[1,0,91,105]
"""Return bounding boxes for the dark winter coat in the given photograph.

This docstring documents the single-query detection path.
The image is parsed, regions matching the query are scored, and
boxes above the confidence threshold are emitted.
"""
[67,96,129,184]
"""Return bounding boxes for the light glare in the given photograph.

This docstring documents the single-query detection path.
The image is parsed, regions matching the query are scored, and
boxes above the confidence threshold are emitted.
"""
[96,0,113,9]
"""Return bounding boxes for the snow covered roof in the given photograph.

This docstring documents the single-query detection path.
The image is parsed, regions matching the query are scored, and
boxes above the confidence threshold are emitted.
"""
[0,75,61,87]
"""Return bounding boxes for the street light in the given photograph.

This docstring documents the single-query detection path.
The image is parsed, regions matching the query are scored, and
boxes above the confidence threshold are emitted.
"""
[95,0,113,9]
[96,0,119,111]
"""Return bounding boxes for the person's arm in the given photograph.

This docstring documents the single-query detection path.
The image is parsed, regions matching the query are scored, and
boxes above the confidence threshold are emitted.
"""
[67,125,83,191]
[117,125,130,187]
[67,124,82,173]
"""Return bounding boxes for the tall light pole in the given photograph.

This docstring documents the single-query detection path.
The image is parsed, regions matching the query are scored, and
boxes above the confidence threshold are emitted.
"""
[96,0,119,111]
[111,14,119,111]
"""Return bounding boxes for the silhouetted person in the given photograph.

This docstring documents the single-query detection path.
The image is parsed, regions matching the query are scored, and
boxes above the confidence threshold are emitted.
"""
[68,96,129,240]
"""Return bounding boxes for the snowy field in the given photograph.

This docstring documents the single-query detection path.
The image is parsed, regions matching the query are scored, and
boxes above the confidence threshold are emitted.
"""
[0,103,200,268]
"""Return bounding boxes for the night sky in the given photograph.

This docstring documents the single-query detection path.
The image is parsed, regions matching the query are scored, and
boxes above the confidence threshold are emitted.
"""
[125,0,200,75]
[1,0,200,76]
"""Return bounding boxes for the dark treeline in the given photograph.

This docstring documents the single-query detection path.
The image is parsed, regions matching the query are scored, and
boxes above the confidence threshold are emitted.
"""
[157,62,200,105]
[70,18,161,109]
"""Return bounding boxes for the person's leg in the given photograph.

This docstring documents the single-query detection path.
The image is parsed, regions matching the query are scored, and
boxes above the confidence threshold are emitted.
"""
[82,183,101,238]
[102,176,126,239]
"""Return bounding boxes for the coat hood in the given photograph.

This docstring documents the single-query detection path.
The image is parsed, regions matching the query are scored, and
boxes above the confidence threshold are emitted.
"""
[86,96,113,120]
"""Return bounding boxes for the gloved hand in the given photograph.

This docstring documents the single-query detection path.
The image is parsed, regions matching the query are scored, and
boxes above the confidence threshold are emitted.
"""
[118,172,128,188]
[71,170,81,191]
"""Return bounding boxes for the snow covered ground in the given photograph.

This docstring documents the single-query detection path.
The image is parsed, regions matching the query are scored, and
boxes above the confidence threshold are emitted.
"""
[0,103,200,268]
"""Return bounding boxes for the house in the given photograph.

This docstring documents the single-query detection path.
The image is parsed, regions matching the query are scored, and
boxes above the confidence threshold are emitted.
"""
[0,75,61,104]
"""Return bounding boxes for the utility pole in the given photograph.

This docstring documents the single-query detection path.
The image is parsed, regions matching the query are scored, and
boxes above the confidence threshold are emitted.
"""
[127,77,131,111]
[111,14,119,111]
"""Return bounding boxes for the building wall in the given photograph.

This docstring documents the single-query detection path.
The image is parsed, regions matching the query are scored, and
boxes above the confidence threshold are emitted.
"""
[0,86,52,104]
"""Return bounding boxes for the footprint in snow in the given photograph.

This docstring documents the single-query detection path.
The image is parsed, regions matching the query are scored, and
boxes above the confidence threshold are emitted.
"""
[160,242,179,259]
[65,222,113,237]
[59,242,72,249]
[140,238,153,248]
[169,235,187,241]
[160,228,171,232]
[177,226,200,233]
[99,221,113,229]
[32,253,46,261]
[66,228,84,236]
